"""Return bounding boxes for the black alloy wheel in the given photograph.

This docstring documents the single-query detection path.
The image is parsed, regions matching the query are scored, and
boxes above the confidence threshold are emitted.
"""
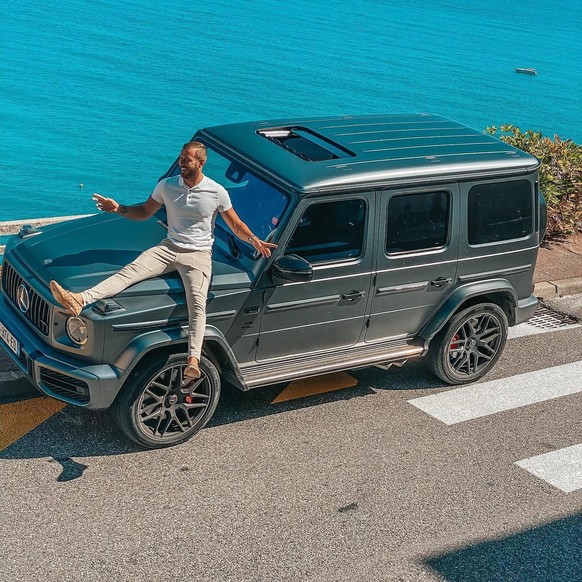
[113,353,221,448]
[427,303,508,385]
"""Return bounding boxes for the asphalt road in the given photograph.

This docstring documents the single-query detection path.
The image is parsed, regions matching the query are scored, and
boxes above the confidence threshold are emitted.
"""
[1,315,581,581]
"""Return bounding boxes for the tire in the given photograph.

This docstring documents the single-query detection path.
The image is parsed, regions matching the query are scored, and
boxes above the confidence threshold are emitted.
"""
[112,352,221,448]
[427,303,508,385]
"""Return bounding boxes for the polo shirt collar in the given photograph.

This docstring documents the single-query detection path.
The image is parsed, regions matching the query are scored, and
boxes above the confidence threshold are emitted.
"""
[178,175,205,190]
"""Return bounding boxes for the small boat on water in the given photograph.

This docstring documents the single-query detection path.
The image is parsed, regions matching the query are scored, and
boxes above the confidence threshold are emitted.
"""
[515,67,537,75]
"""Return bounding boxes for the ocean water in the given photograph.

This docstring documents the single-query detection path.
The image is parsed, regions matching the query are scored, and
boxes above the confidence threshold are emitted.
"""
[1,0,581,222]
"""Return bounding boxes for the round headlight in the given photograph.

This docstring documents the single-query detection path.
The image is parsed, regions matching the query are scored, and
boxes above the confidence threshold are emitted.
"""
[66,317,88,345]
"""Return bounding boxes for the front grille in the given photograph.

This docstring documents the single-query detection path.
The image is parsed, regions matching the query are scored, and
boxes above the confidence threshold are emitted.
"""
[1,261,51,335]
[39,368,90,404]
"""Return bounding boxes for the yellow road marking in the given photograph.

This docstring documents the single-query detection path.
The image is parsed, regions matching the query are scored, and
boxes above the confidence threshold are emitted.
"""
[0,397,66,452]
[272,372,358,404]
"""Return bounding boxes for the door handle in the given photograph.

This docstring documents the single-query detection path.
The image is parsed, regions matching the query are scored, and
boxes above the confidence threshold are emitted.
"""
[342,290,366,301]
[430,277,453,288]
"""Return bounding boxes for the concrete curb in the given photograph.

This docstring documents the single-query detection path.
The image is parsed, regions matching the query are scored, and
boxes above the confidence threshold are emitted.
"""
[534,277,582,301]
[0,371,38,401]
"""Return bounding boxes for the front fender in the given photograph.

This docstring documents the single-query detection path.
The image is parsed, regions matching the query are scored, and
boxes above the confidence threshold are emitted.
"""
[110,324,246,405]
[420,279,518,341]
[202,327,248,391]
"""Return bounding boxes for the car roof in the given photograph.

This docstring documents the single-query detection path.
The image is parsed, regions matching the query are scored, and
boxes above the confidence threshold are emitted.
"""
[200,113,540,193]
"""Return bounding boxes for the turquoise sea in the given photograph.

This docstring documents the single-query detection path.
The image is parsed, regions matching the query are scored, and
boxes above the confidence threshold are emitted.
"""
[1,0,581,222]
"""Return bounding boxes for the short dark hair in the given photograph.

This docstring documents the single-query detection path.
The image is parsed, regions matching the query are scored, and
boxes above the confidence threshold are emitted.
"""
[182,141,207,163]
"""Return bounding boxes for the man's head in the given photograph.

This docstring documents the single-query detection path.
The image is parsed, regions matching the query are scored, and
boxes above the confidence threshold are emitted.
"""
[179,141,207,182]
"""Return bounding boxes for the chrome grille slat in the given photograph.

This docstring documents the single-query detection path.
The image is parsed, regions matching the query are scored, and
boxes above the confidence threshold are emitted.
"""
[1,261,51,336]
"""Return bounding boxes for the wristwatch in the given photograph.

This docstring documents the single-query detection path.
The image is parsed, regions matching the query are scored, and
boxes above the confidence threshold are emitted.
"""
[248,235,258,244]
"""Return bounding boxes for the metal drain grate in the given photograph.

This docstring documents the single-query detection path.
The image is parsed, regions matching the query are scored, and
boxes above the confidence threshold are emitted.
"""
[527,306,579,330]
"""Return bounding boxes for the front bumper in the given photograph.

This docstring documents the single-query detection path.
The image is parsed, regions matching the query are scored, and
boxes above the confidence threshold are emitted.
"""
[0,294,121,409]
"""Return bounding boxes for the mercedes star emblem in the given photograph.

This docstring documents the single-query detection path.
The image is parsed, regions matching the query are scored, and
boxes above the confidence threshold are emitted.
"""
[17,284,30,313]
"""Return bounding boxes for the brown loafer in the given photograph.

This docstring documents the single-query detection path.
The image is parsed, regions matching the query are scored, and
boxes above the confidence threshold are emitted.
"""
[49,280,84,317]
[183,364,202,379]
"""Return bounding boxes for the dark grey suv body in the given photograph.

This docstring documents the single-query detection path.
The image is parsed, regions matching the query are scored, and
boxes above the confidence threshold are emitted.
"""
[0,114,544,447]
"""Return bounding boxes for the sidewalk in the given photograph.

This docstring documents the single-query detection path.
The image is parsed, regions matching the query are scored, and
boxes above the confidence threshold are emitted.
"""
[1,235,582,400]
[533,233,582,299]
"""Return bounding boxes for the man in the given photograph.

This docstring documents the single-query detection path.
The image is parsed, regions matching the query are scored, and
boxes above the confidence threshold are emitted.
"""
[50,141,276,380]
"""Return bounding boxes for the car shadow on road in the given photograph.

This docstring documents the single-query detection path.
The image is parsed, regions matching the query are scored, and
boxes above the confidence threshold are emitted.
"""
[0,359,446,470]
[210,358,445,427]
[424,512,582,582]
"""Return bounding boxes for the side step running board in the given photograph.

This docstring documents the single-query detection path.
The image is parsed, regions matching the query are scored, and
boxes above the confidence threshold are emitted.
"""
[239,340,424,389]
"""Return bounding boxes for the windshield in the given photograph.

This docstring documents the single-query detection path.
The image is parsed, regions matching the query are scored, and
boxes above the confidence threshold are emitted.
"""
[169,143,289,259]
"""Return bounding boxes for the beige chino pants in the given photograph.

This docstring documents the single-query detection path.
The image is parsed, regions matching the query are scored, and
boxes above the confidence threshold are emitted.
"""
[80,239,212,360]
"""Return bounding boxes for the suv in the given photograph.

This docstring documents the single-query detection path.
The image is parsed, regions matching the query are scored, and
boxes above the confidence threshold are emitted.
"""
[0,114,545,448]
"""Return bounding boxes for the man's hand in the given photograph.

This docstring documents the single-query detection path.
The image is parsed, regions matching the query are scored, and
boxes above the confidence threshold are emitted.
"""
[93,193,120,213]
[251,238,277,258]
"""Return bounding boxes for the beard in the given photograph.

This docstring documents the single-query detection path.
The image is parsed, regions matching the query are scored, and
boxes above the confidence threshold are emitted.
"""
[181,167,196,180]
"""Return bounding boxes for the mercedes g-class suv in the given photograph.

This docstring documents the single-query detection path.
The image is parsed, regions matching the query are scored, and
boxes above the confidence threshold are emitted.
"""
[0,114,545,448]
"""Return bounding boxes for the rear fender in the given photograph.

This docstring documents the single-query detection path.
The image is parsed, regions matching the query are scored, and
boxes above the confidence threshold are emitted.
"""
[420,279,517,341]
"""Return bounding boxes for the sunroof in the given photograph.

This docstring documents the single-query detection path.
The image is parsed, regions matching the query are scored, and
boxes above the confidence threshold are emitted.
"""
[258,127,355,162]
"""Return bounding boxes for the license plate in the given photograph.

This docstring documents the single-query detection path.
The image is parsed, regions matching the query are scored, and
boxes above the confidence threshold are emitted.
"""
[0,320,20,357]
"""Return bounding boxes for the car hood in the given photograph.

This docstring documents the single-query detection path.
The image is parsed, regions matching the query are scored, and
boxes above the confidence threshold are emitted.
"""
[10,214,252,293]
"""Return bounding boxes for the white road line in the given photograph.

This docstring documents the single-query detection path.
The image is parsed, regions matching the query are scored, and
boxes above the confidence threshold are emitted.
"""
[515,444,582,493]
[508,321,580,339]
[408,361,582,425]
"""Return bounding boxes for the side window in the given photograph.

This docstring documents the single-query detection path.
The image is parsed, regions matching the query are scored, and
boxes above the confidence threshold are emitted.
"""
[468,180,533,245]
[386,191,449,254]
[285,199,366,264]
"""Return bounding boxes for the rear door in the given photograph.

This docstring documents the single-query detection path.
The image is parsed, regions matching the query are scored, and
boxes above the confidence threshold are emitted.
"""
[365,184,459,342]
[256,193,374,361]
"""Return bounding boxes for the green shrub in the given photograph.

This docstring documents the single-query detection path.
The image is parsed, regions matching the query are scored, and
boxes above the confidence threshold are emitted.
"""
[486,125,582,241]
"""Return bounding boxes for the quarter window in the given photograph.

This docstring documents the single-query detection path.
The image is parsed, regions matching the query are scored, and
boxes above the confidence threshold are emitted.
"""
[468,180,533,245]
[285,199,366,264]
[386,191,449,254]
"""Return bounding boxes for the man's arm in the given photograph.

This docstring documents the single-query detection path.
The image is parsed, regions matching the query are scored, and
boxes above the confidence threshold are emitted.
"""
[93,193,162,220]
[220,207,277,258]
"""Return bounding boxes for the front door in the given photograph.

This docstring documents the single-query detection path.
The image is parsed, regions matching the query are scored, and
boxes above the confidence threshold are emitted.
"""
[256,194,374,361]
[365,184,459,342]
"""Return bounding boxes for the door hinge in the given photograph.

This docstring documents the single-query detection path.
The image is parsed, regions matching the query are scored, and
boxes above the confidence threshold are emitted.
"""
[366,317,371,328]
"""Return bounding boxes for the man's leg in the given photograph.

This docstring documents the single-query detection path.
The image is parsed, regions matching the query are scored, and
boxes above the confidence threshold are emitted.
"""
[51,242,177,315]
[176,250,212,379]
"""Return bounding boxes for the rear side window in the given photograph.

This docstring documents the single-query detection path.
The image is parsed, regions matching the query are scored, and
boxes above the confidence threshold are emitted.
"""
[285,199,366,264]
[468,180,533,245]
[386,191,449,254]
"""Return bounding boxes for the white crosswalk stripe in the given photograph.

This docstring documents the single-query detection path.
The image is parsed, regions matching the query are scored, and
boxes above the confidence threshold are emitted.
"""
[508,320,580,339]
[408,361,582,425]
[515,444,582,493]
[508,307,580,339]
[409,314,582,491]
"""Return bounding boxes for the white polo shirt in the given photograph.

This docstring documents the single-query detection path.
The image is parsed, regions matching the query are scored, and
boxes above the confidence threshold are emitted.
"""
[151,175,232,250]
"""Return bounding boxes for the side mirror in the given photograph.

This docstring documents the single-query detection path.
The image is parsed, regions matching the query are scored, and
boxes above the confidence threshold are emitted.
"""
[271,254,313,285]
